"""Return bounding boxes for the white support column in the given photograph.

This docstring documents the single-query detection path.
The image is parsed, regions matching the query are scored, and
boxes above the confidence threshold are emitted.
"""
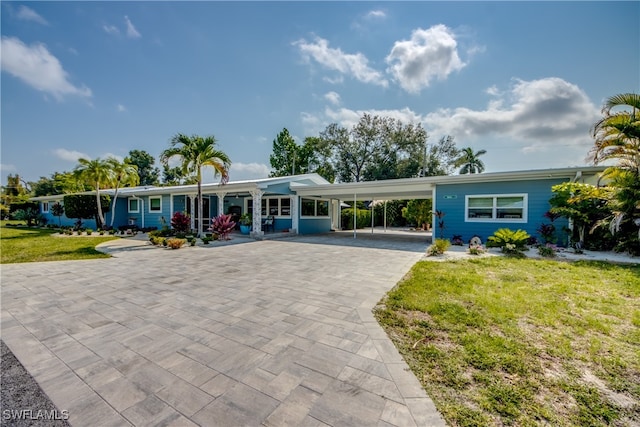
[216,192,226,218]
[291,195,299,234]
[188,194,196,231]
[250,189,264,239]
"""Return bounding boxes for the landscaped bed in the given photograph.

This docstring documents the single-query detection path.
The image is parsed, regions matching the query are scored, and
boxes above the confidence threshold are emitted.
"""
[375,257,639,426]
[0,223,118,264]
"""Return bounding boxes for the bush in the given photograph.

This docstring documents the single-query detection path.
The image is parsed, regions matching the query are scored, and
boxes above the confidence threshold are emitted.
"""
[341,208,371,230]
[468,244,486,255]
[166,238,185,249]
[537,243,558,258]
[487,228,530,250]
[427,238,450,256]
[210,214,236,240]
[171,211,191,234]
[85,228,93,235]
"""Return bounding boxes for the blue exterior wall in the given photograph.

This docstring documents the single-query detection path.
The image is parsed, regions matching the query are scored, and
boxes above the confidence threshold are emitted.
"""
[263,183,294,195]
[272,218,293,231]
[299,218,331,234]
[434,178,569,244]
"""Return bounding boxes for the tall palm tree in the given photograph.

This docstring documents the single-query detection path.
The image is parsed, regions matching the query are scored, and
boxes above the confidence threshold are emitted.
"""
[107,157,140,228]
[590,93,640,254]
[589,92,640,173]
[160,134,231,236]
[74,158,114,229]
[454,147,486,174]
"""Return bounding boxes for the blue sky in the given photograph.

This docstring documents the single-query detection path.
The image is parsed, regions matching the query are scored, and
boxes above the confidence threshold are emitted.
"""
[2,1,638,185]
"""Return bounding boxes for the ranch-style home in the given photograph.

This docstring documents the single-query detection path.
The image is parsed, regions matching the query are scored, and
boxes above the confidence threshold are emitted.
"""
[33,166,606,243]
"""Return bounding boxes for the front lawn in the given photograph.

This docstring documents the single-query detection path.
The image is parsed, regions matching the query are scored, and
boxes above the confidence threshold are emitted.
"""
[0,224,118,263]
[375,257,639,426]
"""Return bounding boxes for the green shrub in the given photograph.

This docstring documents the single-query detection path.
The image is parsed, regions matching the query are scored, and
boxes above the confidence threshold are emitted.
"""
[427,238,450,256]
[487,228,530,250]
[85,228,93,235]
[341,208,371,230]
[537,244,557,258]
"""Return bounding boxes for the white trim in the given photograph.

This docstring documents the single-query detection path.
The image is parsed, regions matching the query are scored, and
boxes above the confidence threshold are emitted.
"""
[148,196,162,213]
[464,193,528,223]
[128,198,140,213]
[246,195,292,218]
[41,201,49,213]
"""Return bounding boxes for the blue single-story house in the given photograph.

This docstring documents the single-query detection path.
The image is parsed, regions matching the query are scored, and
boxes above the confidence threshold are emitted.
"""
[33,166,606,243]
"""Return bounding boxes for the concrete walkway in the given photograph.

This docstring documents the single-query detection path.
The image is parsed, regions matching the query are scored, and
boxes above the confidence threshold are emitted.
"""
[1,231,445,426]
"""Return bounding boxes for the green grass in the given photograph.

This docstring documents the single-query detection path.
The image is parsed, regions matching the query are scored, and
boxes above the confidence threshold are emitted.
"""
[0,223,118,263]
[375,257,640,426]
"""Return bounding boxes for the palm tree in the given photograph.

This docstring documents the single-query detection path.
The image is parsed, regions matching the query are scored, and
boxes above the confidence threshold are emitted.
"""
[74,158,114,229]
[454,147,486,174]
[589,93,640,173]
[160,134,231,236]
[107,157,140,228]
[589,93,640,254]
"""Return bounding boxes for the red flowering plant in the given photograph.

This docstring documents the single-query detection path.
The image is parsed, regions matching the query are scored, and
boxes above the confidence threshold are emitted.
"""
[209,214,236,240]
[171,211,191,235]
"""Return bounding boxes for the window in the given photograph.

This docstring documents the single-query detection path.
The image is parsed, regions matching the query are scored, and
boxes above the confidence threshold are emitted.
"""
[149,196,162,212]
[128,198,139,213]
[301,198,330,217]
[42,202,49,213]
[248,197,291,217]
[465,194,527,222]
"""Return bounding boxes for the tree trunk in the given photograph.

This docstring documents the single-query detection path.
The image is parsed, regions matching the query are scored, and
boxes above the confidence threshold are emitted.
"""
[197,174,202,237]
[110,185,121,228]
[95,185,105,229]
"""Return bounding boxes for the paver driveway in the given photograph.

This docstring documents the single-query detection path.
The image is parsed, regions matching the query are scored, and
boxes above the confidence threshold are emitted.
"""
[1,232,445,426]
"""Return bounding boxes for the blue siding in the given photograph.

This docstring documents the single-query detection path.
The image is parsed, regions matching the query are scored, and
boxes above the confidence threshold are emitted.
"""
[299,218,331,234]
[263,183,294,195]
[434,179,569,244]
[173,195,187,214]
[273,218,292,231]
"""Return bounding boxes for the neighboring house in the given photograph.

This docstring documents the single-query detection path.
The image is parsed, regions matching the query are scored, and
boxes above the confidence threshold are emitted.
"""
[32,167,606,243]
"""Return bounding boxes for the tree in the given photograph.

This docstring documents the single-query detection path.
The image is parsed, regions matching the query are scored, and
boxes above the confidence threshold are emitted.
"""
[160,134,231,237]
[269,128,299,177]
[107,158,140,228]
[30,171,88,196]
[51,202,64,226]
[1,174,31,211]
[125,150,160,186]
[549,182,609,248]
[63,194,111,228]
[74,158,114,229]
[318,114,428,182]
[589,93,640,254]
[589,93,640,173]
[420,135,460,177]
[454,147,487,174]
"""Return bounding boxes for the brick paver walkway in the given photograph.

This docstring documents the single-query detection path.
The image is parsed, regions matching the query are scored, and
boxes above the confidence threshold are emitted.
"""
[1,231,445,426]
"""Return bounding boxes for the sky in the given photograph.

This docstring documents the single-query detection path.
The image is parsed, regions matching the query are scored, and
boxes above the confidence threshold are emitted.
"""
[1,1,639,186]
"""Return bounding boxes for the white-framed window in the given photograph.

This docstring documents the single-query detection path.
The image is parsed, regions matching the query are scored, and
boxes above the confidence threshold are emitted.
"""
[128,198,140,213]
[465,194,527,222]
[247,196,292,217]
[149,196,162,213]
[41,202,49,213]
[301,198,330,218]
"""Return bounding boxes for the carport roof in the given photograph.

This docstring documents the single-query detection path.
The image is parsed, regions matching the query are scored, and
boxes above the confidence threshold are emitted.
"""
[291,166,607,201]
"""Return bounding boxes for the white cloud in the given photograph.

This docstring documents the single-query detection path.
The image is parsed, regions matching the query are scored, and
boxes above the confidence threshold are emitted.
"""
[53,148,90,162]
[103,24,120,36]
[1,37,92,100]
[324,91,341,106]
[117,104,127,112]
[365,10,386,19]
[294,36,388,87]
[102,153,124,162]
[125,16,141,39]
[229,162,270,180]
[423,77,600,151]
[16,5,48,25]
[386,24,466,93]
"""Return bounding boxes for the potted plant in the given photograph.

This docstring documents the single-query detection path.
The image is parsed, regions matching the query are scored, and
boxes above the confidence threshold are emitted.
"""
[239,213,252,235]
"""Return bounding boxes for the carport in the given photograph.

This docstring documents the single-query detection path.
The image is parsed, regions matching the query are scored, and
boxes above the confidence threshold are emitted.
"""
[292,177,435,238]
